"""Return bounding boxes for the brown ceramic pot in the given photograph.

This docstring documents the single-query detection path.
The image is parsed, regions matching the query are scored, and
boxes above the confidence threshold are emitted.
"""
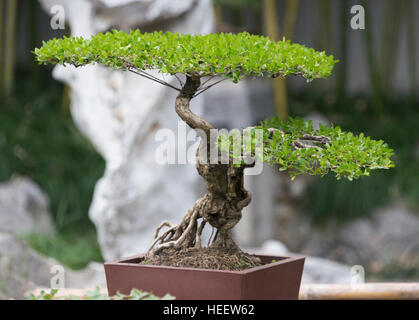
[104,254,305,300]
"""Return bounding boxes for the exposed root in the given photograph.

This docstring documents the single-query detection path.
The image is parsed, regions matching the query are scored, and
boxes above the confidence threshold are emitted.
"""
[146,198,208,258]
[145,161,254,260]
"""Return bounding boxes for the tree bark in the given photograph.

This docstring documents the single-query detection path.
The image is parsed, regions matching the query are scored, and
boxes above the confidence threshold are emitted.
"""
[146,75,252,257]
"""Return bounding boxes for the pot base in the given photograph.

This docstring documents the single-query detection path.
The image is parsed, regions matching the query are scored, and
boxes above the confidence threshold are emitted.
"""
[104,254,305,300]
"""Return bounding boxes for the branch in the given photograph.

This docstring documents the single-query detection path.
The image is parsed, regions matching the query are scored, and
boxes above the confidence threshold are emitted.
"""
[199,75,215,88]
[174,74,184,87]
[193,78,226,98]
[127,68,181,91]
[175,76,214,134]
[301,134,332,144]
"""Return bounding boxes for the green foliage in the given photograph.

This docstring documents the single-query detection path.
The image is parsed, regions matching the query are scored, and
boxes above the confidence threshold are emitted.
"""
[220,117,394,181]
[34,30,337,83]
[20,232,103,270]
[0,78,105,232]
[28,287,175,300]
[28,289,59,300]
[291,92,418,222]
[262,117,394,180]
[367,263,419,282]
[0,75,104,267]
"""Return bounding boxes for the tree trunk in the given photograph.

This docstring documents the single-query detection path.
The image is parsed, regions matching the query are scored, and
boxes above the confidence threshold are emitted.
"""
[146,75,252,257]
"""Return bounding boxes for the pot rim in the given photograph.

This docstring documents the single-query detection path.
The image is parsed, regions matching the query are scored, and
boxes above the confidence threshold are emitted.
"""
[105,253,305,275]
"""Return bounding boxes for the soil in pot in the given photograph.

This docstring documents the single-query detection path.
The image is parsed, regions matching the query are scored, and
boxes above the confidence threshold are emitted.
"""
[141,247,263,271]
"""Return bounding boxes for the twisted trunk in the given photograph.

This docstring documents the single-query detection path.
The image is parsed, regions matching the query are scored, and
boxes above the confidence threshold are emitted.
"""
[146,76,252,258]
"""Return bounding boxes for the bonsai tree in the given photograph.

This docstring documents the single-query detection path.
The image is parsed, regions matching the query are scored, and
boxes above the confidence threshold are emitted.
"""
[35,30,394,269]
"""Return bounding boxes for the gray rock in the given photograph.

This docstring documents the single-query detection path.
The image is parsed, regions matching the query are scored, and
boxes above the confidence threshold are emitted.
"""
[302,256,352,284]
[0,232,106,300]
[0,177,54,235]
[245,240,352,284]
[300,204,419,274]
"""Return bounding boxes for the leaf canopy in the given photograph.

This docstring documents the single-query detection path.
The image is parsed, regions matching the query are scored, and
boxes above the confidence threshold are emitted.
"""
[220,117,395,181]
[34,30,394,181]
[34,30,337,83]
